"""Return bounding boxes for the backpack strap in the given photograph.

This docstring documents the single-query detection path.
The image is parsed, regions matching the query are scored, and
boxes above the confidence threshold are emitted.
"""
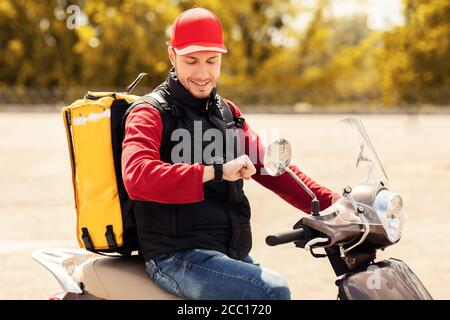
[212,95,247,163]
[135,90,174,162]
[120,89,175,256]
[216,95,246,129]
[122,90,174,158]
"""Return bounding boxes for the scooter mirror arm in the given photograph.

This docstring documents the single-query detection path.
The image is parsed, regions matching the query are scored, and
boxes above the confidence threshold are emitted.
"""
[284,167,320,216]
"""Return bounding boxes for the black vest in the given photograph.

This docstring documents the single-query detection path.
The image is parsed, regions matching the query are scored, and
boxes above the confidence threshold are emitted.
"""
[132,70,252,261]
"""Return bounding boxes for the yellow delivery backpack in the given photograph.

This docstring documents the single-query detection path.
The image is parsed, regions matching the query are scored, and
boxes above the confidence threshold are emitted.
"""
[62,74,171,255]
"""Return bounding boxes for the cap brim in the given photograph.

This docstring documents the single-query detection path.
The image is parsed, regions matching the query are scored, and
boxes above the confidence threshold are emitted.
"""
[173,43,227,56]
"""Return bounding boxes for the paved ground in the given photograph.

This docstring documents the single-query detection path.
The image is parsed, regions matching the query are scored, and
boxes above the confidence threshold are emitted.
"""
[0,112,449,299]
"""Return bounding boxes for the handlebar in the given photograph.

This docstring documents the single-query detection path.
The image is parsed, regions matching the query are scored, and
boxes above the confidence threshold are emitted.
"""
[265,227,309,246]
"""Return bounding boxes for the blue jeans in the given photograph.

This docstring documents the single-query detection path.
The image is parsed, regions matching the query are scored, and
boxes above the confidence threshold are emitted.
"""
[145,249,291,300]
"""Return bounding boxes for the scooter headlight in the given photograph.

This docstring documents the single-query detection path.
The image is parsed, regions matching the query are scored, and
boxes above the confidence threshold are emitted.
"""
[374,190,406,243]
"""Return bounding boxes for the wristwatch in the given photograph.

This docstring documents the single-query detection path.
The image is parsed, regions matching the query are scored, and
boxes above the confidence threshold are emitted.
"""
[211,156,224,182]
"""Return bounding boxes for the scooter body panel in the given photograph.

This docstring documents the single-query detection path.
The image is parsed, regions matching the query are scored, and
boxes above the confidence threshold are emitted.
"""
[338,258,432,300]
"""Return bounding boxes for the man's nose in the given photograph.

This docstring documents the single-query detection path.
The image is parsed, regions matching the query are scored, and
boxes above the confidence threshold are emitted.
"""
[196,62,209,79]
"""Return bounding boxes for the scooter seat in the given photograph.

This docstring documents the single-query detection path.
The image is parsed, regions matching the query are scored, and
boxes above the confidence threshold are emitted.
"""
[72,255,183,300]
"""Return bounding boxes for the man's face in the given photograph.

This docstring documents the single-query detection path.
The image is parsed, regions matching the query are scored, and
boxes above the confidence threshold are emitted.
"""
[168,49,222,99]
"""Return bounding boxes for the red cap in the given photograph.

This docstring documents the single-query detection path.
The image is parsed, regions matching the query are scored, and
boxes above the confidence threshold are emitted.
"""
[168,7,227,56]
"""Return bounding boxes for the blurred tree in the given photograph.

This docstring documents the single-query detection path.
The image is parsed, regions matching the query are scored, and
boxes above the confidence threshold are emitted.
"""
[219,0,330,104]
[0,0,178,89]
[298,14,382,105]
[1,0,448,106]
[250,3,381,106]
[0,0,81,87]
[0,0,299,90]
[77,0,178,88]
[379,0,450,105]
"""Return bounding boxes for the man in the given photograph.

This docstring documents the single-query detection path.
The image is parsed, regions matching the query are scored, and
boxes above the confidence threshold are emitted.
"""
[122,7,337,300]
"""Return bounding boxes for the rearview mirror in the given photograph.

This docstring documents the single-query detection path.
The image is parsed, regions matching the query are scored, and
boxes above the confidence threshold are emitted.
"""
[263,138,292,176]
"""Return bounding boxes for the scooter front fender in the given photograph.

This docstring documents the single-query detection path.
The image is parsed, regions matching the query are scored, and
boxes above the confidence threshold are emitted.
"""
[338,258,432,300]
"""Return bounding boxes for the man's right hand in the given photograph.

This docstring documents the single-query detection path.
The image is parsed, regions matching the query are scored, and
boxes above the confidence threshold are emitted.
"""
[223,155,256,181]
[202,155,256,182]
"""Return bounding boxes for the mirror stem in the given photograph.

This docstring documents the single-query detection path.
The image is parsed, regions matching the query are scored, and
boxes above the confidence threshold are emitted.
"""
[284,167,320,216]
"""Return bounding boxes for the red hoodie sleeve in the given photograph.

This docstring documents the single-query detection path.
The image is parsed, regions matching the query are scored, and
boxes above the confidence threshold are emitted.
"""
[121,103,205,203]
[225,99,338,214]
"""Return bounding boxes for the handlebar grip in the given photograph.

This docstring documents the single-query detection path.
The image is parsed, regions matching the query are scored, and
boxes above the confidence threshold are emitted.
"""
[265,228,307,246]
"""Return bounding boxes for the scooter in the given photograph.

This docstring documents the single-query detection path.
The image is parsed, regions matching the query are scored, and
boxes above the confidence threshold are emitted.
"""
[32,117,432,300]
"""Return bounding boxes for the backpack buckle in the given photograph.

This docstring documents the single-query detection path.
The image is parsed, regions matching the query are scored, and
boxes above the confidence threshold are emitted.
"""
[81,228,94,251]
[105,225,118,250]
[234,117,245,128]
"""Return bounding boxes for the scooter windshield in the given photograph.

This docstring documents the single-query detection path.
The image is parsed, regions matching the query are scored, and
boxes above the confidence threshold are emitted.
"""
[331,117,406,243]
[338,117,389,187]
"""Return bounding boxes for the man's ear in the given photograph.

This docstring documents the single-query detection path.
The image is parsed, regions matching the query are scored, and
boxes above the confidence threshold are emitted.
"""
[168,47,176,67]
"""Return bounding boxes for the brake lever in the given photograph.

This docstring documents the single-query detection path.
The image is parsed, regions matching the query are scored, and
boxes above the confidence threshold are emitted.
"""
[304,237,329,258]
[304,237,329,251]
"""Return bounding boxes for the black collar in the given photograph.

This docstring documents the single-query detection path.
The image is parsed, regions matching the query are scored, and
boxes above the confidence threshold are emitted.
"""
[166,68,217,113]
